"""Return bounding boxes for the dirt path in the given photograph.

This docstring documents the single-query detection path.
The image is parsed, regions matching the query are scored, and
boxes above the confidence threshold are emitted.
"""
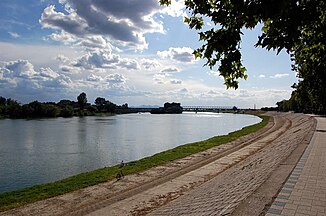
[0,112,316,216]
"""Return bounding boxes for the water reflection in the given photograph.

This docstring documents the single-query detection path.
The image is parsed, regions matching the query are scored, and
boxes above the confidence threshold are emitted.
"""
[0,112,260,193]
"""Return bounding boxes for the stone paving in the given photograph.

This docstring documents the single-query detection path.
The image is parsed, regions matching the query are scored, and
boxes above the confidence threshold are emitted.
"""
[266,116,326,216]
[147,114,315,216]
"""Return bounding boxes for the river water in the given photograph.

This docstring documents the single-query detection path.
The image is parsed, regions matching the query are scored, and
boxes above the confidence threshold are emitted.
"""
[0,112,261,193]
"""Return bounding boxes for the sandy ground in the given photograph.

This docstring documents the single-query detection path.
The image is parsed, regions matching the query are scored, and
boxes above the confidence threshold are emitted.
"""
[0,112,316,216]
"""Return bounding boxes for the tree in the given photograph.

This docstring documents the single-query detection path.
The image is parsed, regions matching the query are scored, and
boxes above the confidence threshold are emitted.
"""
[0,96,6,106]
[160,0,323,87]
[77,92,87,109]
[5,98,21,118]
[60,105,74,117]
[121,103,128,109]
[104,100,116,113]
[160,0,325,113]
[95,97,106,111]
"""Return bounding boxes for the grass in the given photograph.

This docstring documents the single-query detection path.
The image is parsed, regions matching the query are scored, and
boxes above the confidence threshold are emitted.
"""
[0,114,270,212]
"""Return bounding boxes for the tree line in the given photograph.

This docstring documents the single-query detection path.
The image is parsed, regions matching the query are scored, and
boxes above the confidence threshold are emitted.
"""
[0,92,130,118]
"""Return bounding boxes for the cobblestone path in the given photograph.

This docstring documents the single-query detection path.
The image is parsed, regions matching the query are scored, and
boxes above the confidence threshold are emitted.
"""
[147,113,315,216]
[266,116,326,216]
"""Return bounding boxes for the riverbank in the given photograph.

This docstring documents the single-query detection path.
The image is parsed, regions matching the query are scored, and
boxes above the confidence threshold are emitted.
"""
[0,115,269,212]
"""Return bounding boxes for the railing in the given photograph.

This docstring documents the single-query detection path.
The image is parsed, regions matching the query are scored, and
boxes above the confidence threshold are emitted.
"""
[129,106,236,113]
[183,106,234,111]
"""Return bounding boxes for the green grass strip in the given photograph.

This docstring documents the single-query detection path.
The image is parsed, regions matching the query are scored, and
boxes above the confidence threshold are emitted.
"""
[0,114,270,212]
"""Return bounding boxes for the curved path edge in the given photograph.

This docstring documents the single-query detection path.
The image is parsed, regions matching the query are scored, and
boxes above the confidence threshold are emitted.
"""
[231,115,317,216]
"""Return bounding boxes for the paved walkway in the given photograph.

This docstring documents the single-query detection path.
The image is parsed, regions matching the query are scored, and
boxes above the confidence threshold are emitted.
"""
[266,116,326,216]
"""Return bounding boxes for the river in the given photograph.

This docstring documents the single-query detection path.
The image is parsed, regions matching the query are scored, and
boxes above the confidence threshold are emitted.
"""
[0,112,261,193]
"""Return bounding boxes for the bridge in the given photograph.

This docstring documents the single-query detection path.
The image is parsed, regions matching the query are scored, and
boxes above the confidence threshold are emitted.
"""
[128,105,237,113]
[182,106,235,112]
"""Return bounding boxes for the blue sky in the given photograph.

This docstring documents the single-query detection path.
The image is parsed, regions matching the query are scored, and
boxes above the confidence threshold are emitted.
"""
[0,0,298,108]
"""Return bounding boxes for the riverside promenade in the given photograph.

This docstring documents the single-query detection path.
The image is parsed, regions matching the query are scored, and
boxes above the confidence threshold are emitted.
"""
[266,116,326,216]
[0,113,321,216]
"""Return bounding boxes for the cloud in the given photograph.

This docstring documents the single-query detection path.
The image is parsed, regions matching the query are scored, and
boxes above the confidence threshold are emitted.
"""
[49,31,77,44]
[60,65,80,74]
[117,58,140,70]
[2,60,36,78]
[72,50,140,70]
[258,74,266,78]
[40,0,165,50]
[142,59,161,70]
[161,67,179,73]
[56,54,70,62]
[170,79,182,84]
[0,57,139,104]
[87,73,102,82]
[239,90,254,98]
[8,32,20,38]
[179,88,188,93]
[105,73,126,84]
[157,47,195,63]
[39,67,59,79]
[207,90,223,96]
[0,60,73,95]
[162,0,185,17]
[73,50,118,69]
[153,73,166,84]
[270,73,289,78]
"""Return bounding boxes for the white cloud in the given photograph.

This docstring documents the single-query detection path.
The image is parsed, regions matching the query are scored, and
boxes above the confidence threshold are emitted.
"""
[49,31,77,44]
[8,32,20,38]
[74,50,118,69]
[72,50,140,70]
[157,47,195,63]
[40,1,165,50]
[87,73,102,82]
[105,73,126,84]
[258,74,266,78]
[162,0,185,17]
[161,67,179,73]
[170,79,182,84]
[2,60,36,78]
[153,73,166,84]
[39,67,59,79]
[0,60,74,98]
[77,35,112,50]
[207,90,223,96]
[117,58,140,70]
[270,73,289,78]
[56,54,70,62]
[179,88,188,93]
[142,59,161,70]
[60,65,80,74]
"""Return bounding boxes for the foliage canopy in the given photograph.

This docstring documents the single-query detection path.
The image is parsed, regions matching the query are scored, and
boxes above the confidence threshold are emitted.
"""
[160,0,326,113]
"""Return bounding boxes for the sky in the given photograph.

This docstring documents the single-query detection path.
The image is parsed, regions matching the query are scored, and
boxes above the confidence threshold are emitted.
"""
[0,0,298,108]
